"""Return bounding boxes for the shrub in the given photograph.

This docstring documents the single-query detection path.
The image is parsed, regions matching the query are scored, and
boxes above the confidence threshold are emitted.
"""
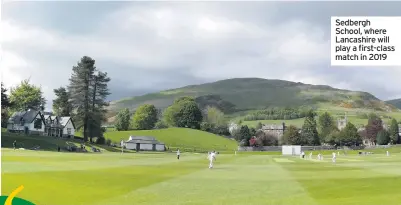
[96,136,106,145]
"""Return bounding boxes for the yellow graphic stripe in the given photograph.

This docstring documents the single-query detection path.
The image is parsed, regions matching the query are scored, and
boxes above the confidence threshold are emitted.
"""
[5,185,24,205]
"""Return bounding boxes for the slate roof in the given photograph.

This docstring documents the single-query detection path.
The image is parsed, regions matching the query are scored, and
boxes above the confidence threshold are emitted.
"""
[126,136,164,144]
[59,117,71,126]
[8,109,42,124]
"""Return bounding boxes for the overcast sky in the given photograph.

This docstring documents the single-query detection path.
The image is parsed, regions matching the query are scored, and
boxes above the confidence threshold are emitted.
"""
[1,1,401,110]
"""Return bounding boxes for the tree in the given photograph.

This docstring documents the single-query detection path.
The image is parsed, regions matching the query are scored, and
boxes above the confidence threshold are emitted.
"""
[89,70,110,141]
[337,122,362,146]
[132,104,158,130]
[114,108,131,131]
[249,136,257,147]
[389,119,400,144]
[52,87,72,116]
[1,83,11,128]
[255,122,263,130]
[300,110,320,145]
[9,79,46,111]
[255,130,278,146]
[68,56,110,142]
[282,125,301,145]
[154,120,169,129]
[204,106,225,126]
[234,125,251,143]
[376,130,390,145]
[365,113,383,145]
[163,97,203,129]
[325,129,340,146]
[318,112,336,142]
[1,82,10,109]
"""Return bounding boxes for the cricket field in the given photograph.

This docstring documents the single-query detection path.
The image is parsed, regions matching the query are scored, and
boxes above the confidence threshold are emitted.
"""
[2,149,401,205]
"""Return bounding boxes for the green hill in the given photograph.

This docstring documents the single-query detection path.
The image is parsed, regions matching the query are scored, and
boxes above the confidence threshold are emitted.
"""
[104,128,238,152]
[107,78,399,122]
[386,98,401,109]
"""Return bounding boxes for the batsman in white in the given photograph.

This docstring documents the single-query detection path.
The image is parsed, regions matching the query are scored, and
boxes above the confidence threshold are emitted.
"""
[332,152,336,163]
[208,151,217,169]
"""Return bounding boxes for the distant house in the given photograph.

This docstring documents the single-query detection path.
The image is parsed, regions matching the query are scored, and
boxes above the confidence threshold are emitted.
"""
[7,109,46,135]
[8,109,75,137]
[337,113,348,130]
[123,136,165,151]
[260,123,286,140]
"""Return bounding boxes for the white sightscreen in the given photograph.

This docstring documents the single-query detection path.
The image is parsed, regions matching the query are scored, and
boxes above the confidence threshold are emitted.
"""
[292,146,301,155]
[282,145,301,155]
[282,145,292,155]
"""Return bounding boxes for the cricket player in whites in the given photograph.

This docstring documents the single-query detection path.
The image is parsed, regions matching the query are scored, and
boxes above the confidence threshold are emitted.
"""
[332,152,336,163]
[120,139,124,154]
[177,149,181,160]
[208,151,217,169]
[309,152,313,159]
[386,151,390,156]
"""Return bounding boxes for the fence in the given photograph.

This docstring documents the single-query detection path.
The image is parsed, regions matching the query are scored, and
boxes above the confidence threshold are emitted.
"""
[238,146,336,152]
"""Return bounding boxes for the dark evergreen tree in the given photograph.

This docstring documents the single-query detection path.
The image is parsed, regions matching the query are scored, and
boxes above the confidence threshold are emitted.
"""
[1,82,10,109]
[376,130,390,145]
[300,110,320,145]
[53,87,72,116]
[389,119,400,144]
[68,56,110,142]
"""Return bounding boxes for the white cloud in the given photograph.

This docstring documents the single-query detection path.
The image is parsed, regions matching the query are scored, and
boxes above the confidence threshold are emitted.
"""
[1,1,401,112]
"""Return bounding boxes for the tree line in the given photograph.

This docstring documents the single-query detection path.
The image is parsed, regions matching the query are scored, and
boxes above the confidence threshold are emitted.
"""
[114,96,230,136]
[232,111,400,147]
[242,107,311,121]
[1,56,111,143]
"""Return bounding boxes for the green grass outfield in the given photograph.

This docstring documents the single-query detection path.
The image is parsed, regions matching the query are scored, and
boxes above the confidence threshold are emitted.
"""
[2,148,401,205]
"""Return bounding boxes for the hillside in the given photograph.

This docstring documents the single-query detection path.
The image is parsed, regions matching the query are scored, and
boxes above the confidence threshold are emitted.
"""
[104,128,238,152]
[108,78,398,122]
[386,98,401,109]
[1,131,124,152]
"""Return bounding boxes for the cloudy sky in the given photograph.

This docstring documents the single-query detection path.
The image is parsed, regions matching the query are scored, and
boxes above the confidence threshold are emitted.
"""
[1,1,401,110]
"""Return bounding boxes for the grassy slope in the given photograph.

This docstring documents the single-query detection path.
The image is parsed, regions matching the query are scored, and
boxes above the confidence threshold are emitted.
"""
[386,98,401,109]
[1,132,126,153]
[3,150,401,205]
[104,128,238,151]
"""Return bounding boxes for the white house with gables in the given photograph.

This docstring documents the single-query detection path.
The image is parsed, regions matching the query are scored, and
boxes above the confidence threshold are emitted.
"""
[7,109,46,135]
[7,109,76,137]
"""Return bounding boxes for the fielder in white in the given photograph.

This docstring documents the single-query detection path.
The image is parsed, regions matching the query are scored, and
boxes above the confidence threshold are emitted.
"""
[120,140,124,154]
[208,151,217,169]
[317,153,321,160]
[386,151,390,156]
[332,152,336,163]
[309,152,313,159]
[177,149,181,160]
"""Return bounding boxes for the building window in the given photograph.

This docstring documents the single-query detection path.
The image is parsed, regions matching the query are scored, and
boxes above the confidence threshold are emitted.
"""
[67,128,71,134]
[34,119,42,129]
